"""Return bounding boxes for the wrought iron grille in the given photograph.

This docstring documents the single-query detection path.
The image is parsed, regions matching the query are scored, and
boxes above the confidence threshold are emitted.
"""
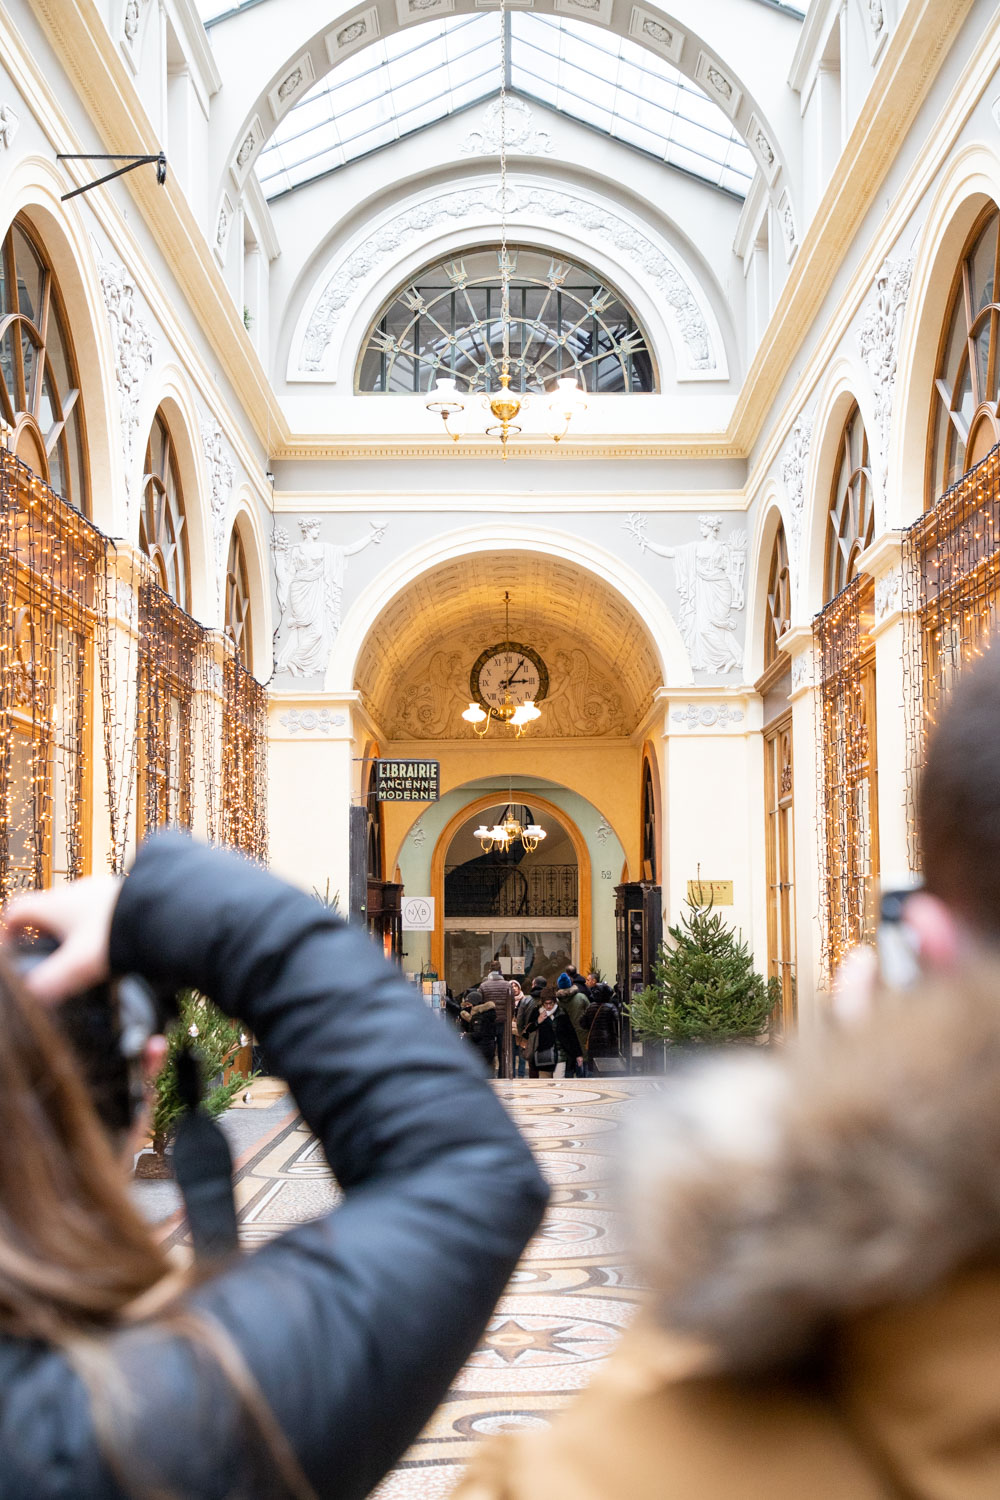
[358,247,654,395]
[445,862,578,917]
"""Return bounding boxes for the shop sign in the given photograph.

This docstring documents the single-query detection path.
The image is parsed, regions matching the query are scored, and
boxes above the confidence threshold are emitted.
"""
[374,759,440,802]
[402,896,435,930]
[686,878,733,906]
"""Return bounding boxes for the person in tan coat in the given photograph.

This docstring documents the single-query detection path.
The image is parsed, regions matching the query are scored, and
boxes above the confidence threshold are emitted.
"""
[454,960,1000,1500]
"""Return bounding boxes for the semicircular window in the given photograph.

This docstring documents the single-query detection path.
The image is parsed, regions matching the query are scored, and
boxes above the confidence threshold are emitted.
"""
[358,245,655,394]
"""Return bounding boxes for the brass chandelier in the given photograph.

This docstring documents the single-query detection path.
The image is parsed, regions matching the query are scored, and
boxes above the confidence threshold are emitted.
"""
[475,800,547,855]
[425,0,585,457]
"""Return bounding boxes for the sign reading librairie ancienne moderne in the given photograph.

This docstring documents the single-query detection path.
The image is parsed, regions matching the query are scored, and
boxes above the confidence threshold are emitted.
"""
[374,759,440,803]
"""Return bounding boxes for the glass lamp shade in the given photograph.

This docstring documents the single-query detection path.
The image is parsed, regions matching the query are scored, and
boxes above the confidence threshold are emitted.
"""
[462,701,488,723]
[522,824,546,842]
[427,376,465,417]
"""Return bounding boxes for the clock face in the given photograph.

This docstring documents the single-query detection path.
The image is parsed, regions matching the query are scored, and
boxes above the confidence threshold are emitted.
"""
[470,641,549,710]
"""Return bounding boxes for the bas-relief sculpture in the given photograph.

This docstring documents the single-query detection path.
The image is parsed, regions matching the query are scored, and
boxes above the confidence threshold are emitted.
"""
[200,418,234,606]
[780,410,813,563]
[385,641,627,738]
[96,251,155,525]
[460,98,553,157]
[272,518,386,678]
[625,513,747,674]
[857,255,913,519]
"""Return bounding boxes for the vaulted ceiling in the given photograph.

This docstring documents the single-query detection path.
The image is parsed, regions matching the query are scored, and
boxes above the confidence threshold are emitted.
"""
[355,549,662,739]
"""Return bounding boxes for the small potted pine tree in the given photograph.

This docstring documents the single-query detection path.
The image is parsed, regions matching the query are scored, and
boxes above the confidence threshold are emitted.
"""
[628,900,777,1064]
[135,990,257,1178]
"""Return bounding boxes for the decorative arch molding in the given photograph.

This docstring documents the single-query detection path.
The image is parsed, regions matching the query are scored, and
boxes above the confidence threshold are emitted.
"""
[212,0,795,250]
[228,490,274,680]
[891,145,1000,530]
[802,363,878,621]
[745,486,786,679]
[287,175,730,387]
[0,158,121,536]
[328,521,691,694]
[428,789,593,978]
[136,371,215,626]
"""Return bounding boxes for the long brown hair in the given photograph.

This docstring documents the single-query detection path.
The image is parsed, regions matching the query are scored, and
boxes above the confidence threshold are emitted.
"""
[0,954,316,1499]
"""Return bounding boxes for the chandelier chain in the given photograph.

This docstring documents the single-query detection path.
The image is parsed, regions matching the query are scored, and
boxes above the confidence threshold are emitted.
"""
[499,0,509,372]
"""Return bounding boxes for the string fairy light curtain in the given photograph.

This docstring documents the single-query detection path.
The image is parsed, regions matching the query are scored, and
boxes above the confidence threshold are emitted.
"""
[136,571,202,837]
[901,440,1000,866]
[0,446,106,897]
[221,643,268,863]
[814,574,880,983]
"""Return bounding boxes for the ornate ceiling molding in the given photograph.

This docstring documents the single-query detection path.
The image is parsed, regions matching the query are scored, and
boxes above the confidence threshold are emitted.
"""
[289,177,729,386]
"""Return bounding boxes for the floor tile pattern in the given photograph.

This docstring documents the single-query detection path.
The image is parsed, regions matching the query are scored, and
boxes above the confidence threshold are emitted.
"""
[157,1079,656,1495]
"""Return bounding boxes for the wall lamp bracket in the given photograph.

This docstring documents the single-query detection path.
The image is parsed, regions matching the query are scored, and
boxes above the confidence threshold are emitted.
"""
[56,152,167,201]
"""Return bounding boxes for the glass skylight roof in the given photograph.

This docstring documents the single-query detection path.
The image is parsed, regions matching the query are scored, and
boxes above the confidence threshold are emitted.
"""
[256,13,756,200]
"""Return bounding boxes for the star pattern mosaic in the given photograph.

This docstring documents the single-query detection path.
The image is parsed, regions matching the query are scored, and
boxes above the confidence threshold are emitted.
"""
[155,1080,657,1494]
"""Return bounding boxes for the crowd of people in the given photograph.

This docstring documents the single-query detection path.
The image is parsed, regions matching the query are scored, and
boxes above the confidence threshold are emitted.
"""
[446,963,624,1080]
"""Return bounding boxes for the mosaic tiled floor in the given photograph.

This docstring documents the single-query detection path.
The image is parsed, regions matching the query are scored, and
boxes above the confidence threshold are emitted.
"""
[156,1079,657,1497]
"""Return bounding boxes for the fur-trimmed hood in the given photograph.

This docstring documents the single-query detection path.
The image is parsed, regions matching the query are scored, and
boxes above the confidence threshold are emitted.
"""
[624,966,1000,1372]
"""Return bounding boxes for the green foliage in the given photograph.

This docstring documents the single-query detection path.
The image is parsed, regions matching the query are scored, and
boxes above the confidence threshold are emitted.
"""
[312,880,342,915]
[149,990,257,1155]
[628,902,777,1045]
[587,954,604,982]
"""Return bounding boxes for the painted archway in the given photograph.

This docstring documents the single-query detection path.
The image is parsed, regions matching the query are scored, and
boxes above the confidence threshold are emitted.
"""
[430,790,592,979]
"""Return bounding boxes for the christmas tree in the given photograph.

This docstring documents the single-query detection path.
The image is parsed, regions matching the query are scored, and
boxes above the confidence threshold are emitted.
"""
[147,990,257,1160]
[629,901,777,1044]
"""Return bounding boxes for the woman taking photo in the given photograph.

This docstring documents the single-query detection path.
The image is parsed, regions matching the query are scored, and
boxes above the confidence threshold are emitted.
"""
[0,833,548,1498]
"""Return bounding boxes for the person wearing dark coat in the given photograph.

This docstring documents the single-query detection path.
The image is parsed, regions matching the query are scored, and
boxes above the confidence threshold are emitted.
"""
[582,982,620,1074]
[480,962,516,1078]
[526,996,559,1077]
[518,976,547,1078]
[461,986,498,1074]
[0,833,548,1500]
[555,972,588,1078]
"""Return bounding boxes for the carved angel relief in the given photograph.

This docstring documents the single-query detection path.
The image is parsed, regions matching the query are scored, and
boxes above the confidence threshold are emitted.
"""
[626,512,747,673]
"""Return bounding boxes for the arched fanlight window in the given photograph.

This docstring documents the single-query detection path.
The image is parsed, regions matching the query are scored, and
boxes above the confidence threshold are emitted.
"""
[139,411,189,609]
[0,217,87,509]
[224,526,253,670]
[764,522,791,668]
[929,205,1000,505]
[358,246,655,395]
[825,404,873,602]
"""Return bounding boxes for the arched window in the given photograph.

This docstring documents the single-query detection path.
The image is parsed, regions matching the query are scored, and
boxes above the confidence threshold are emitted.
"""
[224,526,253,670]
[641,758,657,884]
[139,411,189,609]
[358,246,655,395]
[0,217,87,509]
[764,522,791,669]
[825,403,873,602]
[929,205,1000,505]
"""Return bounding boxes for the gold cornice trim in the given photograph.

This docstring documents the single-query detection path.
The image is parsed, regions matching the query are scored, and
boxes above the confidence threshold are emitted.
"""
[270,436,741,461]
[20,0,289,453]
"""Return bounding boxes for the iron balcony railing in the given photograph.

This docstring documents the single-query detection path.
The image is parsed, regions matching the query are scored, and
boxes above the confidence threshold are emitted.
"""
[444,863,578,917]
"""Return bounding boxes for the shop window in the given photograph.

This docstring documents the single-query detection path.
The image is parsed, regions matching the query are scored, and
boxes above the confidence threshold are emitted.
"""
[139,411,189,610]
[929,205,1000,506]
[0,217,87,510]
[825,402,873,602]
[224,526,253,671]
[764,522,791,669]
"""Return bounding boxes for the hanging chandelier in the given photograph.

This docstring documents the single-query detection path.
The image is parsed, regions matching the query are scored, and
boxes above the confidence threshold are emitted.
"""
[474,803,547,855]
[425,0,586,458]
[461,591,544,737]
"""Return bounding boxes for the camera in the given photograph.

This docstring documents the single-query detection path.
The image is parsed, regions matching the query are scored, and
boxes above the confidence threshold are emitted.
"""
[10,935,176,1140]
[877,878,924,990]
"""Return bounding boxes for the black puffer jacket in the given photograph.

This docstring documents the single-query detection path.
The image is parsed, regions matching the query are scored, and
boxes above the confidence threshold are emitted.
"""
[0,835,548,1498]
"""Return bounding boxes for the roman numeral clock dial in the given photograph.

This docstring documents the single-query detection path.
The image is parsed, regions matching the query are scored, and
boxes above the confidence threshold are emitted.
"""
[470,642,549,712]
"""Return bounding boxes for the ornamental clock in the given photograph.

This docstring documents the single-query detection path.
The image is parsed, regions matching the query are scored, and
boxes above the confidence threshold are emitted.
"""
[470,641,549,711]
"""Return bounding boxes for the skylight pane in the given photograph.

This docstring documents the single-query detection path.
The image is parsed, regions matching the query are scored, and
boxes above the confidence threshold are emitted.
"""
[257,6,755,198]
